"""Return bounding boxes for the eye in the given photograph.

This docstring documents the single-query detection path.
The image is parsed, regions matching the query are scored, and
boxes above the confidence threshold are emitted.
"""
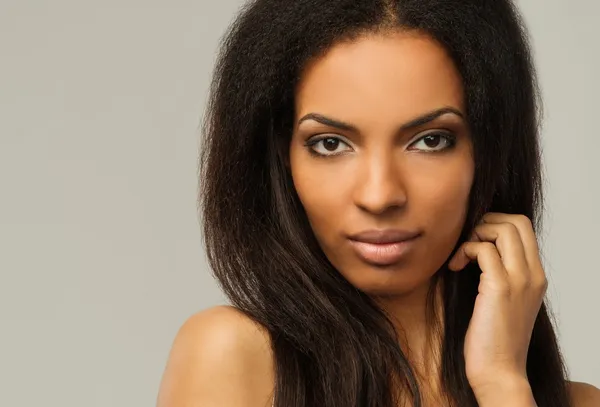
[305,136,353,157]
[408,132,456,152]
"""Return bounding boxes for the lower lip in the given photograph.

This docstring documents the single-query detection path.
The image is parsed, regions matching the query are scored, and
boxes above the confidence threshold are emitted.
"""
[348,237,418,266]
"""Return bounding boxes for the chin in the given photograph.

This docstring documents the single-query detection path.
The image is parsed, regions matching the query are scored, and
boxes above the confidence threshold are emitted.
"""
[341,264,435,298]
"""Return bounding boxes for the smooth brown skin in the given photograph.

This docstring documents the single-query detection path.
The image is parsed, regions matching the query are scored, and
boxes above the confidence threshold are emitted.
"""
[156,32,599,407]
[291,33,473,298]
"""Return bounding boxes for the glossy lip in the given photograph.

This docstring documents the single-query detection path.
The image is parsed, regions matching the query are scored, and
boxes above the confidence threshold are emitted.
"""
[347,229,421,266]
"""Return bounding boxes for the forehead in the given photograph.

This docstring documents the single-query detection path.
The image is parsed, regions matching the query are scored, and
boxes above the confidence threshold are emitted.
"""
[294,31,465,127]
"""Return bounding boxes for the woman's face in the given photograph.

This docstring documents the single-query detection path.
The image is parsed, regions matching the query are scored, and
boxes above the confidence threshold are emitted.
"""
[289,31,475,296]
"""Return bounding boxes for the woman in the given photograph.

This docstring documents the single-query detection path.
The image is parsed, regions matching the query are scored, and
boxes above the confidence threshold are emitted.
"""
[157,0,599,406]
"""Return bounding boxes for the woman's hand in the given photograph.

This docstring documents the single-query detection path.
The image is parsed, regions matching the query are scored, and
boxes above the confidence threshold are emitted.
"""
[448,212,547,406]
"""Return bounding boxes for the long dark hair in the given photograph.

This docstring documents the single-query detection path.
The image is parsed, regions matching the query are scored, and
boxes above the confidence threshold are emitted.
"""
[199,0,570,406]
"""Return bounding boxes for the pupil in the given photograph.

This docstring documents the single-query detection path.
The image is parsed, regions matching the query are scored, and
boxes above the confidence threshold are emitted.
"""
[324,138,339,151]
[424,135,441,148]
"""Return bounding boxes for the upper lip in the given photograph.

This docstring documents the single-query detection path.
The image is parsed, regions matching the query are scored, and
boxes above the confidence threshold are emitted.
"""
[347,229,422,244]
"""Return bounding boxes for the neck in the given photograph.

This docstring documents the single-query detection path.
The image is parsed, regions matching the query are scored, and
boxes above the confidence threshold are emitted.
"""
[374,275,446,388]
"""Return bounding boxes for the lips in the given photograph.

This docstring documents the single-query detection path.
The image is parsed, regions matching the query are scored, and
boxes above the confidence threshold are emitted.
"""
[347,229,421,266]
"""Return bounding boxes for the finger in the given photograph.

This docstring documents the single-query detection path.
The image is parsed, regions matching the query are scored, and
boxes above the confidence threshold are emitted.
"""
[447,229,481,271]
[455,242,509,291]
[449,235,497,273]
[472,222,529,284]
[482,213,544,282]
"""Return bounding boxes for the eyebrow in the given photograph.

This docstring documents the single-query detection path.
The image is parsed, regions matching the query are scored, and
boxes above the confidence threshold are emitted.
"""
[297,107,465,132]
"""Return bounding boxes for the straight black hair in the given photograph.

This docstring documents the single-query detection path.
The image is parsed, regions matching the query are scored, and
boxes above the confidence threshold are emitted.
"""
[199,0,570,406]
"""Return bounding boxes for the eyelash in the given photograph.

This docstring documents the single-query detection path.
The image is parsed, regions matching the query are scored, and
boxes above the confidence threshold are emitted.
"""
[304,132,457,158]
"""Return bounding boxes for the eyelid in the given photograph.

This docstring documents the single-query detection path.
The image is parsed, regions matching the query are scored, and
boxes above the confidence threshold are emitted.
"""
[407,130,456,151]
[304,134,355,154]
[305,133,352,145]
[305,128,453,143]
[303,129,455,152]
[409,128,453,142]
[304,134,354,157]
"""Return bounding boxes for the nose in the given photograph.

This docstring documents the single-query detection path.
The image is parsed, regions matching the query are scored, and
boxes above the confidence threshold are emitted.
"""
[352,150,407,215]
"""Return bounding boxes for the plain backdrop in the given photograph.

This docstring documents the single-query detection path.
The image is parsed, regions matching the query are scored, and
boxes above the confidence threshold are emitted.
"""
[0,0,598,406]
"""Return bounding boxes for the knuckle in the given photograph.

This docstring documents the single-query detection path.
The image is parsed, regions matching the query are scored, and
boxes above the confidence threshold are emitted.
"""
[481,242,494,251]
[501,222,520,237]
[536,276,549,292]
[517,214,533,229]
[481,242,497,254]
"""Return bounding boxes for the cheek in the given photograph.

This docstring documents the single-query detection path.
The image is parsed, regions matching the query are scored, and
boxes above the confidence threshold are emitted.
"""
[413,162,474,239]
[399,160,473,281]
[291,162,352,234]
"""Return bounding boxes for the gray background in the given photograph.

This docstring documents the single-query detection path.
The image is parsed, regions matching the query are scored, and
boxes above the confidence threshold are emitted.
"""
[0,1,597,406]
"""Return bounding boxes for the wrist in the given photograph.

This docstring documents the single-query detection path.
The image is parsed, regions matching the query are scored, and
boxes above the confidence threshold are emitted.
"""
[472,374,536,407]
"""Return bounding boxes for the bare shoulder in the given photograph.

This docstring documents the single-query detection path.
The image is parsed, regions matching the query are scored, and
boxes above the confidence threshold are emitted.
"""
[156,305,275,407]
[568,381,600,407]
